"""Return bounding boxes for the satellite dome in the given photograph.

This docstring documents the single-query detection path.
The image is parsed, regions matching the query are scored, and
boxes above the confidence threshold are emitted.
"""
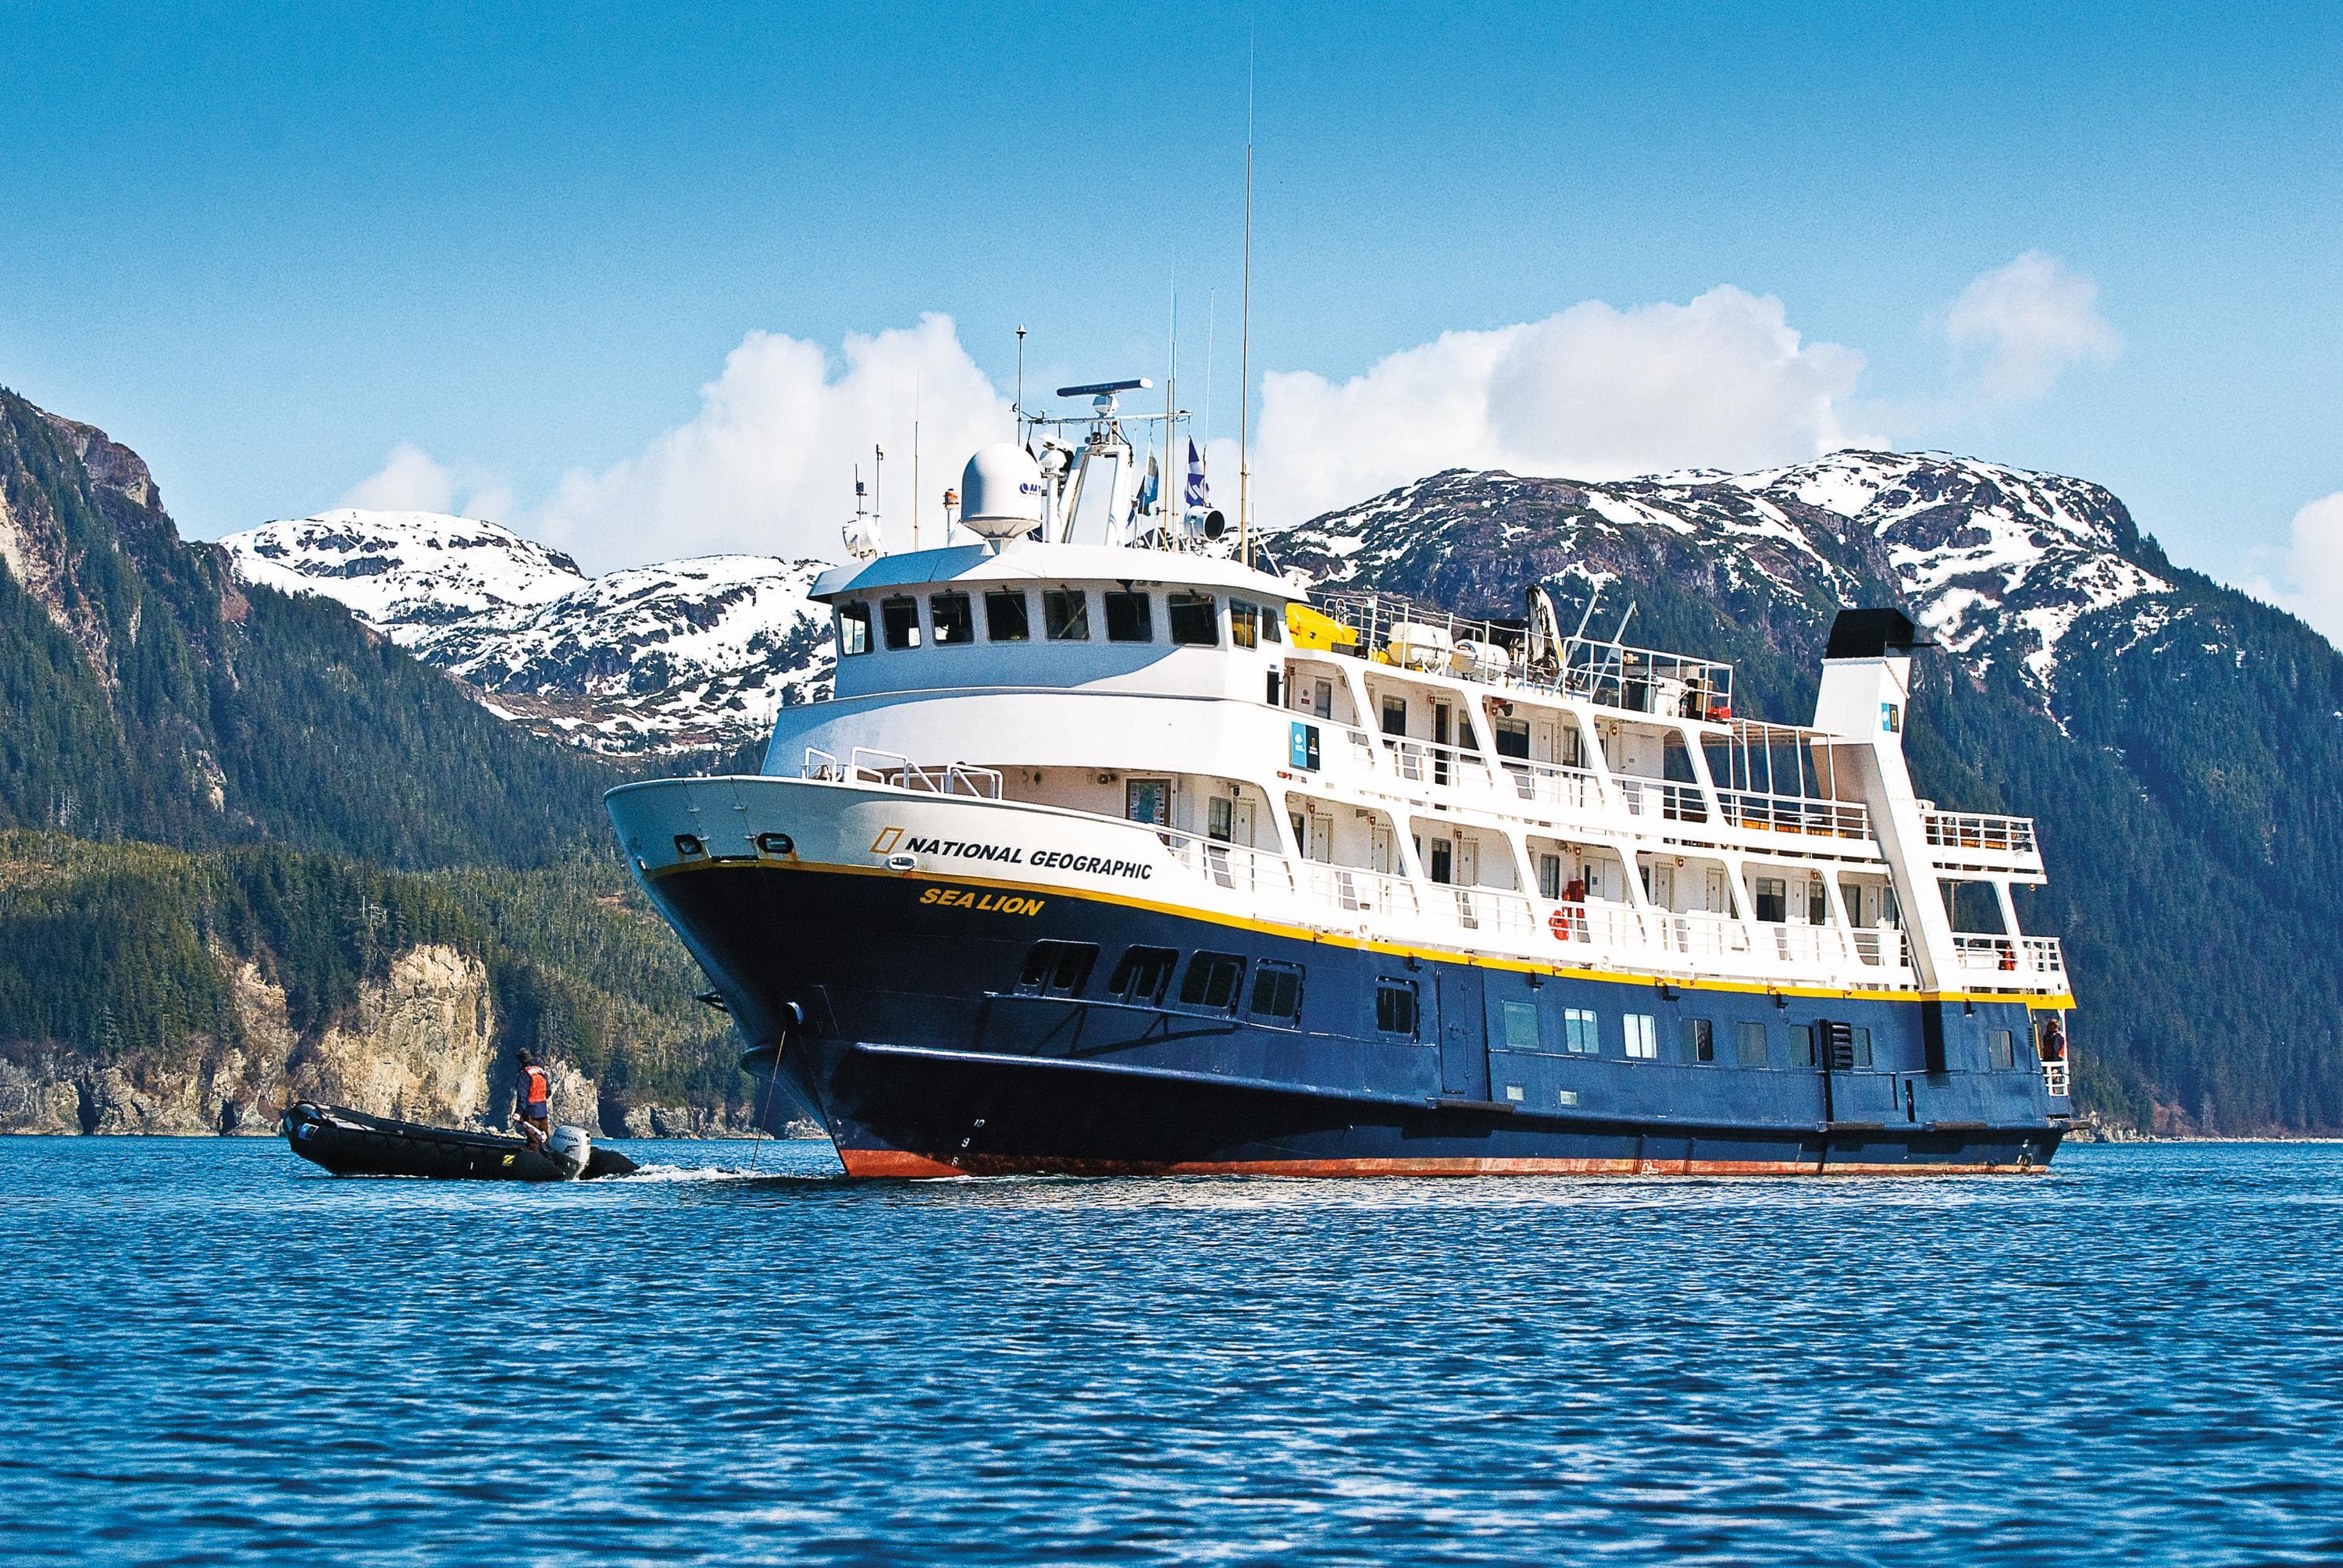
[959,444,1045,541]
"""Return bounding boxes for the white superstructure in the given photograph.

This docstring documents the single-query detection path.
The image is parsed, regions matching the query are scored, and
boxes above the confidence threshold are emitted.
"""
[758,388,2070,1021]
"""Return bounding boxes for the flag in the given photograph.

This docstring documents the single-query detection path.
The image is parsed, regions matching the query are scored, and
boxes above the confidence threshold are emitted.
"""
[1136,453,1160,513]
[1184,439,1208,508]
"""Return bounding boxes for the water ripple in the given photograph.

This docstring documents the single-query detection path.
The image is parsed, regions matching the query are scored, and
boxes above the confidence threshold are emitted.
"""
[2,1139,2338,1563]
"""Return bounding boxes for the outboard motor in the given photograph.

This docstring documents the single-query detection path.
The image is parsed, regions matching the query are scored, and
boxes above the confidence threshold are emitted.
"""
[544,1124,594,1180]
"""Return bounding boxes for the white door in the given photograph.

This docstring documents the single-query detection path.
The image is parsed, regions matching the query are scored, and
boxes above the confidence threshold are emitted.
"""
[1371,825,1393,874]
[1651,864,1675,911]
[1231,800,1257,848]
[1706,868,1728,914]
[1457,838,1478,888]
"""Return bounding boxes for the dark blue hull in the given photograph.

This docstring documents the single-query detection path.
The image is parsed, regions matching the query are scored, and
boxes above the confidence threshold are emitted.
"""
[644,861,2070,1177]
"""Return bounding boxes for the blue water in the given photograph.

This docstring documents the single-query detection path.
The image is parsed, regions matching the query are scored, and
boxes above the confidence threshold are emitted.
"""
[2,1139,2340,1565]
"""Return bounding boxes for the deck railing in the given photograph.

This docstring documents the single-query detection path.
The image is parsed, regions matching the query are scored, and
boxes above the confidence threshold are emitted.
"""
[803,746,1003,800]
[1717,789,1870,839]
[1952,934,2066,978]
[1924,811,2038,857]
[1498,757,1605,811]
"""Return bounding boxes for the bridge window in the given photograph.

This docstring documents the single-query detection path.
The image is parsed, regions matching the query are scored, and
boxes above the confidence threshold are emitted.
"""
[1262,604,1282,643]
[1104,589,1154,643]
[837,601,871,657]
[1683,1018,1715,1063]
[985,589,1030,642]
[1045,588,1090,641]
[1168,591,1218,646]
[929,592,974,645]
[1736,1021,1769,1067]
[1015,941,1097,998]
[1178,952,1246,1012]
[1249,962,1303,1024]
[1500,1000,1540,1051]
[1375,979,1418,1038]
[1563,1008,1599,1054]
[1231,600,1261,648]
[880,595,921,650]
[1108,946,1178,1004]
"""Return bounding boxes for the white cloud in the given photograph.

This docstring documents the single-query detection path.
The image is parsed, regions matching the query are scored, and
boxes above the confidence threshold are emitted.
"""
[2251,491,2343,642]
[1241,286,1870,525]
[1943,251,2122,402]
[337,442,457,513]
[534,312,1012,569]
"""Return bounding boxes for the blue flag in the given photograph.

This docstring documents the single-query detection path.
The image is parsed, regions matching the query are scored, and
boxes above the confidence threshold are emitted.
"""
[1136,453,1159,513]
[1184,439,1208,508]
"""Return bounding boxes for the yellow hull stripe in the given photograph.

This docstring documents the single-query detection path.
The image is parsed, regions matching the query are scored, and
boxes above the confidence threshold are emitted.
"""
[647,855,2076,1010]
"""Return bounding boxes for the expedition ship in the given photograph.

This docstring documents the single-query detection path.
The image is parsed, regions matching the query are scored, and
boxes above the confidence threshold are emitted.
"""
[606,382,2076,1176]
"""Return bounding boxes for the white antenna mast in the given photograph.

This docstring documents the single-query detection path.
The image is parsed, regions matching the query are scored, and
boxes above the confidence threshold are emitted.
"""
[1166,257,1177,535]
[913,374,922,551]
[1015,325,1027,442]
[1238,37,1254,565]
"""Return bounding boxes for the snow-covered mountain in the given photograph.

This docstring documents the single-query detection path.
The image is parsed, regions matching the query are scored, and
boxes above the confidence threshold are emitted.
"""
[221,511,831,754]
[1275,450,2175,704]
[223,452,2185,755]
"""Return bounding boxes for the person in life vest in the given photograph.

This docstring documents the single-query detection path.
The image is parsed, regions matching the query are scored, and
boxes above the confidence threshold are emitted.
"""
[514,1049,552,1149]
[2038,1015,2068,1063]
[1560,876,1588,942]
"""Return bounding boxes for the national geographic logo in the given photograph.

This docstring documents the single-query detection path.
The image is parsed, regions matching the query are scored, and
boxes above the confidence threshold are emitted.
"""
[870,825,1153,880]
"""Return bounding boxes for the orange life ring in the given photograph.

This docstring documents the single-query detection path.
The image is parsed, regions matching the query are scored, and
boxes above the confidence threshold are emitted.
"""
[1548,908,1569,940]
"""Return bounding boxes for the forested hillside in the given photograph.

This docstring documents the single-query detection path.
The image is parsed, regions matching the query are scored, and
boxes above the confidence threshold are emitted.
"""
[0,390,615,865]
[0,387,758,1132]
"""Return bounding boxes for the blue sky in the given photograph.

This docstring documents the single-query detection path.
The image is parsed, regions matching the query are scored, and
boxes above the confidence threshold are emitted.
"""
[3,2,2339,619]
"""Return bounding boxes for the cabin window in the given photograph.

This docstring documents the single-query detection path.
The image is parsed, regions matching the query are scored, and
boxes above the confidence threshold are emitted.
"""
[1563,1007,1599,1054]
[1753,876,1787,923]
[1789,1025,1817,1067]
[1808,880,1828,925]
[1231,600,1261,648]
[1261,604,1282,643]
[1045,588,1090,640]
[1016,940,1097,998]
[985,589,1030,642]
[1375,979,1419,1038]
[1311,679,1333,719]
[1539,853,1563,901]
[1104,589,1154,643]
[1428,840,1453,885]
[1624,1014,1658,1059]
[1207,796,1233,842]
[1988,1028,2017,1070]
[1178,952,1246,1012]
[880,595,921,650]
[1107,946,1178,1004]
[1125,779,1169,828]
[1168,591,1219,646]
[1736,1021,1769,1067]
[929,591,974,646]
[1683,1018,1715,1063]
[1851,1026,1873,1068]
[1249,962,1303,1024]
[1500,1000,1540,1051]
[1381,695,1407,737]
[836,601,871,657]
[1493,718,1530,760]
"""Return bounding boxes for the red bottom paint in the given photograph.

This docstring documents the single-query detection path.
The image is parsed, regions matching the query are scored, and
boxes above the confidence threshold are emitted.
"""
[839,1149,2049,1179]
